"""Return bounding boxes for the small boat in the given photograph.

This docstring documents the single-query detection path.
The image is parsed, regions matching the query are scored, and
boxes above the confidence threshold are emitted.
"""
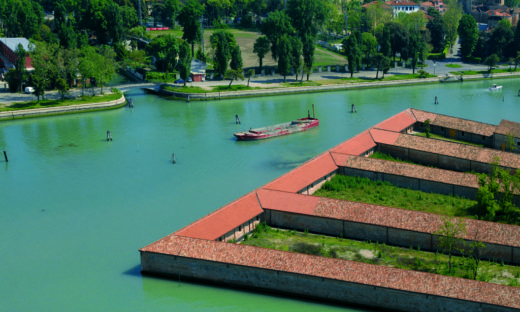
[488,84,502,91]
[234,117,319,140]
[439,74,461,82]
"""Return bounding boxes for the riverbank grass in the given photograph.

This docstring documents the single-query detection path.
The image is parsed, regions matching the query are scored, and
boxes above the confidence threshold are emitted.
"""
[0,91,123,112]
[242,224,520,287]
[314,175,478,218]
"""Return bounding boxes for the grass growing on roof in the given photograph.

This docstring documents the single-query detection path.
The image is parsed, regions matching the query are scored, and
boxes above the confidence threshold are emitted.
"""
[242,224,520,287]
[413,132,484,147]
[369,151,421,165]
[314,175,478,218]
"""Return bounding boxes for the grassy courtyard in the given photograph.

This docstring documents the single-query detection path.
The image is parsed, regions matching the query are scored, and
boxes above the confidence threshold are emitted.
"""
[242,224,520,287]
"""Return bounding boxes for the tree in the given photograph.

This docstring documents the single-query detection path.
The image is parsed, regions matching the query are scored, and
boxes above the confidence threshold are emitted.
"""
[261,10,294,61]
[505,0,520,7]
[435,216,467,274]
[514,19,520,53]
[78,46,96,96]
[54,2,77,49]
[407,31,424,74]
[444,0,463,48]
[105,2,124,44]
[120,5,139,30]
[379,26,391,57]
[277,35,293,82]
[484,54,500,72]
[163,0,179,28]
[467,229,485,280]
[225,69,245,87]
[366,1,391,33]
[178,41,193,87]
[424,118,431,138]
[427,11,446,53]
[343,33,362,78]
[177,0,204,57]
[246,69,255,87]
[56,78,70,101]
[302,35,316,81]
[361,32,378,68]
[488,20,514,58]
[97,45,118,94]
[290,36,303,81]
[210,30,236,78]
[14,43,28,93]
[458,15,478,58]
[515,52,520,70]
[374,53,390,79]
[230,46,243,71]
[386,22,408,61]
[147,35,179,72]
[30,42,51,102]
[253,36,270,72]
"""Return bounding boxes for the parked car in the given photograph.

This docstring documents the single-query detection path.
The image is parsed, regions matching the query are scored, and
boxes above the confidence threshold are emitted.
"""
[25,87,34,94]
[174,79,184,84]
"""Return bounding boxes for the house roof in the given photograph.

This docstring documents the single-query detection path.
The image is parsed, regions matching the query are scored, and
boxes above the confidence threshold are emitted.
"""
[387,0,420,6]
[329,130,376,155]
[262,152,338,193]
[411,109,497,137]
[339,155,479,188]
[141,235,520,310]
[368,128,401,145]
[174,192,263,240]
[190,59,207,74]
[0,38,34,53]
[374,108,416,133]
[496,119,520,137]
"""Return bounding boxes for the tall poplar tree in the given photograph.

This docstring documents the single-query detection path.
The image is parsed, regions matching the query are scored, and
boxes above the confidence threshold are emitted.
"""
[177,0,204,57]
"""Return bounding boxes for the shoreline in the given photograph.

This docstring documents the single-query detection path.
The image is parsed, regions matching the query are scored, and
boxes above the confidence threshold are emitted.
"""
[153,71,520,101]
[0,94,127,121]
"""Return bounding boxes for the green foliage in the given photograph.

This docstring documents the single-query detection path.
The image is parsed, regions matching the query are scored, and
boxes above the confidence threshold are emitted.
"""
[1,0,44,39]
[145,71,177,83]
[488,21,514,58]
[443,1,463,48]
[105,2,124,44]
[178,41,193,86]
[424,118,431,138]
[484,54,500,72]
[261,10,294,61]
[343,32,362,78]
[290,36,303,81]
[224,69,244,87]
[385,22,408,61]
[427,9,446,53]
[407,31,425,74]
[210,30,236,77]
[14,43,28,93]
[506,0,520,7]
[163,0,179,28]
[177,0,204,56]
[277,34,293,82]
[379,26,392,58]
[230,46,243,70]
[435,217,467,273]
[458,15,478,58]
[253,36,270,72]
[465,56,481,64]
[374,53,390,79]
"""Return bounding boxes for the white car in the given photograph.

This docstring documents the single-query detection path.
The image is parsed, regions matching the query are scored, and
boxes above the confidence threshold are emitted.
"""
[25,87,35,94]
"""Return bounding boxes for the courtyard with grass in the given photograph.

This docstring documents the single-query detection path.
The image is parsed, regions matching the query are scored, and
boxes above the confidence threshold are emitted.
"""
[242,223,520,287]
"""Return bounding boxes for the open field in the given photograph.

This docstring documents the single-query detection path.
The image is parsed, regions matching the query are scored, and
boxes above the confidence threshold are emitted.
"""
[242,224,520,287]
[314,175,478,218]
[149,28,346,68]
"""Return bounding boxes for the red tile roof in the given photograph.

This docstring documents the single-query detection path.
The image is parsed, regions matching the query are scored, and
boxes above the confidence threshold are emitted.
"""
[330,130,376,155]
[392,133,520,169]
[329,152,350,167]
[174,192,263,240]
[339,155,480,188]
[141,235,520,310]
[411,109,497,136]
[387,0,420,6]
[496,119,520,137]
[262,153,338,193]
[255,189,520,248]
[369,128,401,145]
[374,109,416,132]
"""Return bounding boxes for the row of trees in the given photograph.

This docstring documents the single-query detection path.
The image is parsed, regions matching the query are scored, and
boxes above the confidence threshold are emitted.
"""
[5,43,118,101]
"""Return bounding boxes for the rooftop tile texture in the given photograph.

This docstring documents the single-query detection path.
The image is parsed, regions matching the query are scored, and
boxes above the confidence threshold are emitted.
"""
[256,189,520,248]
[411,109,497,136]
[141,235,520,310]
[262,152,338,193]
[330,130,376,155]
[368,128,401,145]
[340,155,479,188]
[373,109,416,133]
[174,192,263,240]
[496,119,520,137]
[388,132,520,169]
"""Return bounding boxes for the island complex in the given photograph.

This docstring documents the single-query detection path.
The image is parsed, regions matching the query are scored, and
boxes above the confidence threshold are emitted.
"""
[140,108,520,312]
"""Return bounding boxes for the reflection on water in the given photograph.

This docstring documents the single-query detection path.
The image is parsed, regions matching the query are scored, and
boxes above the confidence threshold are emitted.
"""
[1,78,520,311]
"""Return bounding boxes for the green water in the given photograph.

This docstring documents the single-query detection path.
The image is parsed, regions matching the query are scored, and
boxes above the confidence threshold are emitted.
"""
[1,79,520,311]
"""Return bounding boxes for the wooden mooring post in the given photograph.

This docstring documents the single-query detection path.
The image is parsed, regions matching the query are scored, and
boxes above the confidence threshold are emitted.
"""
[3,150,8,162]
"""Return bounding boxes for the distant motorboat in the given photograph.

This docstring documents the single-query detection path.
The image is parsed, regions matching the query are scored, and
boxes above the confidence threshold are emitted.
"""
[488,84,502,91]
[439,74,462,82]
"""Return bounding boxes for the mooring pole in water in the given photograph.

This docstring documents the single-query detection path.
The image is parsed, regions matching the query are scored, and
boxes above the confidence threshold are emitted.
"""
[172,153,176,164]
[187,95,190,103]
[106,130,112,141]
[3,151,7,162]
[312,104,315,118]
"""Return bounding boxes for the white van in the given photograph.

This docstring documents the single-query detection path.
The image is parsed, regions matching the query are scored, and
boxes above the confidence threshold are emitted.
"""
[25,87,34,94]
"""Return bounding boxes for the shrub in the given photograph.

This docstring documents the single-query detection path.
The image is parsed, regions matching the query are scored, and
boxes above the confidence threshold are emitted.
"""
[145,71,177,82]
[465,56,481,64]
[417,69,430,78]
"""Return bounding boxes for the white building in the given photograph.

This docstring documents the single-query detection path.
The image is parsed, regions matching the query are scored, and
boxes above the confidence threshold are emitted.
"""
[387,0,420,17]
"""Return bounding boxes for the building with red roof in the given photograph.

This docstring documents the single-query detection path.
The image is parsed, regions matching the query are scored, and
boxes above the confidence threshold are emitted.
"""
[387,0,420,16]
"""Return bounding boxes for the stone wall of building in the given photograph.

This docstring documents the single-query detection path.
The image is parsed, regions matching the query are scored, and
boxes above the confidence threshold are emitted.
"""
[140,252,517,312]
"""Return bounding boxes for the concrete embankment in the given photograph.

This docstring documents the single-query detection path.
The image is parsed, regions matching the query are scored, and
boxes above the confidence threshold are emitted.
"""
[154,72,520,101]
[0,94,127,120]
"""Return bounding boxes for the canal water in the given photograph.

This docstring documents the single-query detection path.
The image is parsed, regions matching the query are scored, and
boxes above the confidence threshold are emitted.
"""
[1,78,520,311]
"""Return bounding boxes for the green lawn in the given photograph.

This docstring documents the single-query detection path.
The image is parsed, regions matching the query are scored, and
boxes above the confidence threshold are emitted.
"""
[413,132,484,147]
[0,92,123,112]
[161,85,208,93]
[243,224,520,287]
[314,175,478,218]
[445,64,463,68]
[451,68,520,75]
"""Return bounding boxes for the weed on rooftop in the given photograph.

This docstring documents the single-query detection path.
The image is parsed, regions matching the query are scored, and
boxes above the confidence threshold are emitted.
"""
[243,224,520,288]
